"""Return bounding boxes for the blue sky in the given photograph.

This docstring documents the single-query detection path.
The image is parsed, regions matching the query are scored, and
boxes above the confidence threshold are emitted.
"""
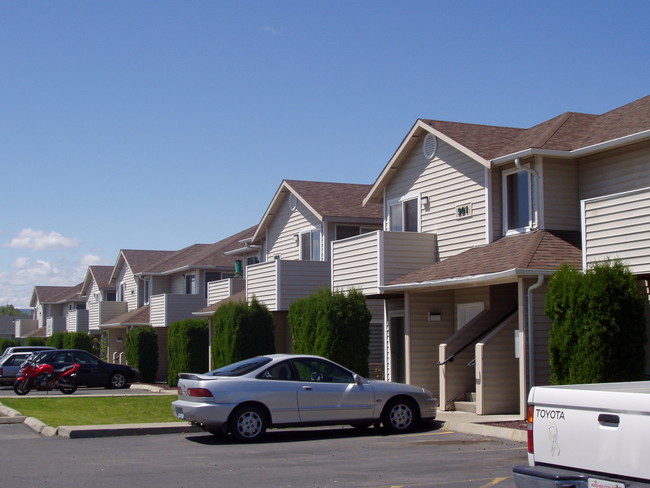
[1,1,648,307]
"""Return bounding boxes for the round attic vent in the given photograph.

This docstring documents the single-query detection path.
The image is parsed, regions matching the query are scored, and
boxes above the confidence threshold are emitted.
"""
[289,194,297,211]
[423,133,438,159]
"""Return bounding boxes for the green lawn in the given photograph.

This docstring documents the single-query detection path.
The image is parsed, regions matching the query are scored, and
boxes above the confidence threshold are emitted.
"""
[0,396,183,427]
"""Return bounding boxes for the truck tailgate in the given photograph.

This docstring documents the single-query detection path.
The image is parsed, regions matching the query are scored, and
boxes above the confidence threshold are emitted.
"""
[530,382,650,480]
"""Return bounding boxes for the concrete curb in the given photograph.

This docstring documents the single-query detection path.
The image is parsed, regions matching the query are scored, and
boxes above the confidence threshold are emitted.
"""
[440,420,527,443]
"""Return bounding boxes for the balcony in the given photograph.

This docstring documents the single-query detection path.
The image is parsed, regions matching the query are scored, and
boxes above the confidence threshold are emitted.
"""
[246,260,330,311]
[66,309,89,333]
[207,278,245,306]
[149,293,207,328]
[93,301,129,331]
[331,231,438,296]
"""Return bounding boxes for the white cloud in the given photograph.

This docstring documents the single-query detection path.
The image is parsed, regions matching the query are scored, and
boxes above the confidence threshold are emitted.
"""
[262,24,278,36]
[5,228,80,251]
[0,254,108,307]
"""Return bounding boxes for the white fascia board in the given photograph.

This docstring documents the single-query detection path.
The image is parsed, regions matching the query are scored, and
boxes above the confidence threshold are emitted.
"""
[492,129,650,166]
[363,120,492,206]
[379,268,556,292]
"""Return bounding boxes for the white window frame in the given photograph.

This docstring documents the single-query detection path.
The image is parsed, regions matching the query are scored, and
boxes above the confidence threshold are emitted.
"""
[299,226,322,261]
[387,193,421,232]
[502,167,533,235]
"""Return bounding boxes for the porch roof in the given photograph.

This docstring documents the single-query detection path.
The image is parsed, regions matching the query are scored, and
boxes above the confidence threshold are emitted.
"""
[101,305,151,328]
[193,290,246,316]
[383,230,582,291]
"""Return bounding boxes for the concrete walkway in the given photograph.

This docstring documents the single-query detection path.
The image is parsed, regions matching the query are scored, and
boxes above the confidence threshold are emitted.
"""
[0,384,527,441]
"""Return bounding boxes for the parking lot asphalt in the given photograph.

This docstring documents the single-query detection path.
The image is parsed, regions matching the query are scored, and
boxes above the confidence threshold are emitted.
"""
[0,383,527,441]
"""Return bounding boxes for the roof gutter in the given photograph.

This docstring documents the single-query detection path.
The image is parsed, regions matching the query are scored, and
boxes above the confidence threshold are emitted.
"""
[526,274,545,393]
[492,129,650,165]
[379,268,556,293]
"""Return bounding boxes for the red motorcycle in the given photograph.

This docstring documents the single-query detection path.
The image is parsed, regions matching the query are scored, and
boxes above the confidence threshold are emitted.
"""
[13,361,80,395]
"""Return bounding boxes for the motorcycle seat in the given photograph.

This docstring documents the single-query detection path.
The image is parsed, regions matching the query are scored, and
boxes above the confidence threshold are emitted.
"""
[55,364,78,374]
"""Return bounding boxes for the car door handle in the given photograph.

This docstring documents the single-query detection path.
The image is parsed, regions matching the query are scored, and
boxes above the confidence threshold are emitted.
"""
[598,414,620,426]
[302,386,312,391]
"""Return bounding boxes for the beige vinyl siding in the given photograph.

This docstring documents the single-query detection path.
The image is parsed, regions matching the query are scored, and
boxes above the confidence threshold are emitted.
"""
[582,187,650,274]
[476,312,519,414]
[331,231,437,295]
[266,194,321,261]
[407,291,455,395]
[66,309,89,333]
[578,142,650,200]
[207,278,245,306]
[246,261,279,310]
[118,266,139,311]
[105,328,127,364]
[276,261,330,310]
[331,232,380,295]
[385,138,487,259]
[542,159,580,231]
[97,301,128,326]
[531,281,552,387]
[87,280,101,330]
[149,294,206,328]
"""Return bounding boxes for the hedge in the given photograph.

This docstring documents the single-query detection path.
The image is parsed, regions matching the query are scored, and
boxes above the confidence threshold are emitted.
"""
[125,326,158,383]
[167,318,209,387]
[546,261,647,384]
[212,298,275,369]
[289,288,371,376]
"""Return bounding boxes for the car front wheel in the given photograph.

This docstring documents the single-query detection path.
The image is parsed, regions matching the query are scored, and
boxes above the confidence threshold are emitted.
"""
[229,405,267,442]
[109,372,127,389]
[382,397,418,434]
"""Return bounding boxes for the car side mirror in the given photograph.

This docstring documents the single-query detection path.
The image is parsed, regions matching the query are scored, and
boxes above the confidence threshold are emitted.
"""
[353,374,366,385]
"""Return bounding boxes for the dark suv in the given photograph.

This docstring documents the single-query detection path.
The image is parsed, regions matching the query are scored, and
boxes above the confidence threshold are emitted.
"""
[30,349,140,389]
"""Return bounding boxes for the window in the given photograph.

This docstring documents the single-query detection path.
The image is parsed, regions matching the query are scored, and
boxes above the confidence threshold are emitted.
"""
[105,291,116,302]
[388,196,419,232]
[291,358,354,384]
[503,169,532,233]
[117,282,126,302]
[143,277,151,305]
[300,228,321,261]
[185,274,196,295]
[335,225,378,240]
[246,256,260,266]
[259,361,294,381]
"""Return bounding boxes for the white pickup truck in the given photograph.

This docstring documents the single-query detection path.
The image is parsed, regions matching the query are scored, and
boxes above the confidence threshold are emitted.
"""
[513,381,650,488]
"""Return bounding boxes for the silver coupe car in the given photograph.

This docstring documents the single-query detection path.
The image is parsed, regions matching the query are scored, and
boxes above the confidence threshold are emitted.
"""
[172,354,437,442]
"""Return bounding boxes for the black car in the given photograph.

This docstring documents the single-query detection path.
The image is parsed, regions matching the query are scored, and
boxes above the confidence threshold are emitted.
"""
[29,349,140,389]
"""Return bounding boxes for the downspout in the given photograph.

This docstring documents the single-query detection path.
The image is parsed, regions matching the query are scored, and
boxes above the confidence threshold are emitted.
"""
[526,275,544,392]
[514,158,539,230]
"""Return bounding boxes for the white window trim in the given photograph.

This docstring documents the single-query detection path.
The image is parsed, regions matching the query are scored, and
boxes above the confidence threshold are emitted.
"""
[502,166,533,235]
[298,226,322,261]
[386,192,422,232]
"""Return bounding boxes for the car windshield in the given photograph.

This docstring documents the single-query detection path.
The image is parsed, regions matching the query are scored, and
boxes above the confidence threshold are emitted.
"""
[206,357,273,377]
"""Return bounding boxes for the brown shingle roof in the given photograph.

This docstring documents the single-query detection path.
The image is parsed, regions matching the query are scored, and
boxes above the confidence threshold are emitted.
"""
[284,180,383,220]
[422,94,650,161]
[102,305,151,327]
[144,226,257,274]
[88,266,114,290]
[388,231,582,286]
[194,290,246,315]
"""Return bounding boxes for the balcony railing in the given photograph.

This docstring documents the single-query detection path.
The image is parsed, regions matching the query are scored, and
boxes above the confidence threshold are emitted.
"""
[149,293,207,327]
[246,260,330,311]
[331,231,438,296]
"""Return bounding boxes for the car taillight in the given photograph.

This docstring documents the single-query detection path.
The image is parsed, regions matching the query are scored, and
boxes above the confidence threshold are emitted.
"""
[527,404,534,454]
[187,388,213,398]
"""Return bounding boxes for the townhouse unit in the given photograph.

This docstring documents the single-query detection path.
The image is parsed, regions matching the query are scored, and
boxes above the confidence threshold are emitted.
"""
[102,226,257,380]
[244,180,384,370]
[331,95,650,416]
[19,284,87,338]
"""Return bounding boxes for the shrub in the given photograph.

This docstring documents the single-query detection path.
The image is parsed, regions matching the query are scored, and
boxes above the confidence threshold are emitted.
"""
[25,337,46,346]
[289,288,371,376]
[212,298,275,368]
[63,332,94,353]
[0,338,21,354]
[546,261,647,384]
[46,332,66,349]
[125,327,158,383]
[167,319,209,387]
